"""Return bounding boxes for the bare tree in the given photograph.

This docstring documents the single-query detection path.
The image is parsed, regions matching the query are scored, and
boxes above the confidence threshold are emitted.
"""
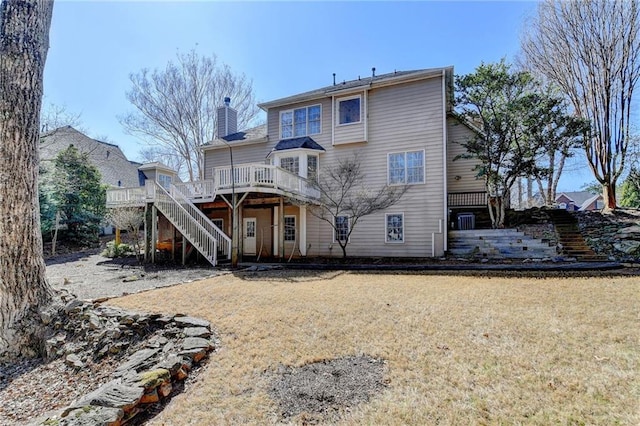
[522,0,640,209]
[106,206,145,256]
[40,101,84,133]
[121,50,260,181]
[300,155,407,258]
[138,146,187,179]
[0,0,55,358]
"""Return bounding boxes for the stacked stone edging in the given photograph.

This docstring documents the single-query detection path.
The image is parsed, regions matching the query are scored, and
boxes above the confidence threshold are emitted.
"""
[575,210,640,262]
[32,293,215,425]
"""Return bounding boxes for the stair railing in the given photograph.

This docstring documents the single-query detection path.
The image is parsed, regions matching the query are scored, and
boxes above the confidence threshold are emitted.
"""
[152,182,224,266]
[169,183,232,259]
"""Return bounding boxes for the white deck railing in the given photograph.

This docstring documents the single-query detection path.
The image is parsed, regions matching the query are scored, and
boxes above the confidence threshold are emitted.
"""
[213,163,320,199]
[106,187,147,207]
[172,180,216,200]
[153,182,225,266]
[106,163,320,209]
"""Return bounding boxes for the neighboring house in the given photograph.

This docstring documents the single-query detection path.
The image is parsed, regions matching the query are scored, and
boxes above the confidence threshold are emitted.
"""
[555,191,604,211]
[107,67,485,264]
[40,126,140,188]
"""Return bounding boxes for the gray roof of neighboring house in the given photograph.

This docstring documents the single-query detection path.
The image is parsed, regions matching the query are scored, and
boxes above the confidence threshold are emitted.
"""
[556,191,599,207]
[40,126,140,188]
[258,67,453,110]
[271,136,326,153]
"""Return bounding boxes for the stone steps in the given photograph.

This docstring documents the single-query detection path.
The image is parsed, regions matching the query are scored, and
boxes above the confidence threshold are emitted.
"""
[546,209,608,261]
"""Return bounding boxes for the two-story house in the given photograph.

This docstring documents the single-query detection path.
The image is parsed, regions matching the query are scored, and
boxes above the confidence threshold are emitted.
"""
[107,67,484,265]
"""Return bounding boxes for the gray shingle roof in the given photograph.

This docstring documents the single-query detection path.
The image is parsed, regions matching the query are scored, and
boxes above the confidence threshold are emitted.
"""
[203,124,268,149]
[40,126,140,188]
[221,124,267,142]
[258,67,453,109]
[271,137,325,152]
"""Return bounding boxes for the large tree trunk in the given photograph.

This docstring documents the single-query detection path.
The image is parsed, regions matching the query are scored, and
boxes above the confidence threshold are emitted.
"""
[602,182,617,211]
[0,0,55,358]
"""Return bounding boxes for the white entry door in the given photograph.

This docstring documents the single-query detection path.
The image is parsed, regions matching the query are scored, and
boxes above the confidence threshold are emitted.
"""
[243,218,257,255]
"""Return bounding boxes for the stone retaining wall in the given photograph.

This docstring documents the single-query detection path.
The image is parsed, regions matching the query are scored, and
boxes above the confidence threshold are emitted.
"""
[32,293,215,425]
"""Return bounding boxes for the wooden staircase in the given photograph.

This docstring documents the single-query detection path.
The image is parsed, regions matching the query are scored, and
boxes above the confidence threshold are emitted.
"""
[546,209,608,262]
[152,182,231,266]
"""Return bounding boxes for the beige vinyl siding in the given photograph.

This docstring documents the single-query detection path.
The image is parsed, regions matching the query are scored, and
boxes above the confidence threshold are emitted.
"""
[203,142,271,180]
[334,121,365,145]
[141,169,157,183]
[447,116,485,193]
[304,76,447,257]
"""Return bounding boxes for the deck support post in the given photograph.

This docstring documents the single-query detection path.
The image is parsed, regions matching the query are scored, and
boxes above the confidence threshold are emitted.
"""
[231,192,239,267]
[151,205,157,264]
[172,227,176,262]
[279,196,285,259]
[144,203,153,262]
[299,205,307,256]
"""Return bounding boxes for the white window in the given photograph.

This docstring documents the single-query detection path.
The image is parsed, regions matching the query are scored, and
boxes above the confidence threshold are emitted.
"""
[338,96,361,125]
[280,157,299,175]
[284,215,296,242]
[280,105,321,139]
[388,151,425,185]
[334,215,349,242]
[157,173,172,189]
[307,155,318,182]
[386,213,404,243]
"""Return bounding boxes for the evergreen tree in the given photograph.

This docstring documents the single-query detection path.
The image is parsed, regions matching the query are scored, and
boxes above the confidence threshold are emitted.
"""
[51,145,106,245]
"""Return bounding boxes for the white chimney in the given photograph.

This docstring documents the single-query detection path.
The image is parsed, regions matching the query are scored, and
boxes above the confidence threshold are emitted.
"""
[217,97,238,138]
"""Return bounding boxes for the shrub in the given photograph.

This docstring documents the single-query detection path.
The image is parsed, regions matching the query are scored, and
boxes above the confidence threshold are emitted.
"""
[102,241,134,258]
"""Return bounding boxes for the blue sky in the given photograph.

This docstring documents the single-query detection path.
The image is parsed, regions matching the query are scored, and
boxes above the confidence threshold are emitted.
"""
[43,0,594,190]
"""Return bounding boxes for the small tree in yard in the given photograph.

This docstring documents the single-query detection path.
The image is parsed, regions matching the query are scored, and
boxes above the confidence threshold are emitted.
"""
[301,155,407,258]
[105,206,145,256]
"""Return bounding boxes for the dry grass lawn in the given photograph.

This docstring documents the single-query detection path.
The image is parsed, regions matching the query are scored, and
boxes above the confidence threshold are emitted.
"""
[110,271,640,425]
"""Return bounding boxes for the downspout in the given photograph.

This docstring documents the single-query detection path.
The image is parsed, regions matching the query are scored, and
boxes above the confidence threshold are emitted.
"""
[364,88,369,142]
[331,95,335,145]
[441,69,448,254]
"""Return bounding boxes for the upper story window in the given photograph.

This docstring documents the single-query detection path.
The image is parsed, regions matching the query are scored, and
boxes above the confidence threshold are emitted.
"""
[388,150,425,185]
[338,96,361,125]
[157,173,172,189]
[280,105,321,139]
[280,156,299,175]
